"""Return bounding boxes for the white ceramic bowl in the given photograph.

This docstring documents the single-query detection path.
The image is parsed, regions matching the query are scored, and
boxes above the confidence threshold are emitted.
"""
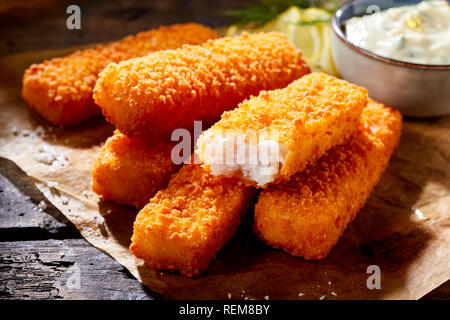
[331,0,450,117]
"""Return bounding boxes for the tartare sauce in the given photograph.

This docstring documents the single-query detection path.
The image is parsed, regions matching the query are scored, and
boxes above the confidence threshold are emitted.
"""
[345,1,450,65]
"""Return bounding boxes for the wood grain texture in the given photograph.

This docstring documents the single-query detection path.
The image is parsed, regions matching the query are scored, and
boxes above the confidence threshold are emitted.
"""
[0,157,159,300]
[0,239,158,300]
[0,157,74,238]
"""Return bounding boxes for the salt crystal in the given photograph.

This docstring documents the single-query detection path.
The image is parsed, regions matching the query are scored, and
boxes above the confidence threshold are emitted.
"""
[413,208,426,220]
[331,292,337,296]
[48,181,58,188]
[34,126,46,138]
[38,200,47,211]
[320,295,326,300]
[95,215,105,226]
[298,292,304,297]
[34,144,68,167]
[60,195,69,205]
[264,296,269,300]
[227,293,232,299]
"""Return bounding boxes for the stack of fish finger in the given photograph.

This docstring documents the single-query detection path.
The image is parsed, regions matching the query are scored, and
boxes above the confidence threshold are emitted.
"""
[22,24,401,278]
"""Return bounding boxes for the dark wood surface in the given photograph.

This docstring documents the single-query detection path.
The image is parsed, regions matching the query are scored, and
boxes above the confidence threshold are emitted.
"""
[0,0,448,300]
[0,157,161,300]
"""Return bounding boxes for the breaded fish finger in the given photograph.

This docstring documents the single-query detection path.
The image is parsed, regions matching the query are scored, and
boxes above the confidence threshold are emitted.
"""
[196,73,367,187]
[92,131,179,209]
[22,23,218,126]
[94,32,310,137]
[130,163,255,277]
[253,100,402,259]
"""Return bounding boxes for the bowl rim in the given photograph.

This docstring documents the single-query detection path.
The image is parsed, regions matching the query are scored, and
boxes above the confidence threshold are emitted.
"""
[332,0,450,70]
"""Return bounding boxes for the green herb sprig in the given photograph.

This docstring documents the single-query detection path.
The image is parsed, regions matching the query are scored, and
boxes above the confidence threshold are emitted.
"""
[226,0,338,26]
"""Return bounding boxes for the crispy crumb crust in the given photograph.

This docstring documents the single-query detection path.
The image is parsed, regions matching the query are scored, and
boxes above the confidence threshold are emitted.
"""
[22,23,218,126]
[92,130,179,209]
[130,163,256,277]
[253,100,402,259]
[94,32,310,137]
[197,73,368,187]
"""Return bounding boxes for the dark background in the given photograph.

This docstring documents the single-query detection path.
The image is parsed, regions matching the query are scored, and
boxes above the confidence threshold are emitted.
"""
[0,0,448,300]
[0,0,250,57]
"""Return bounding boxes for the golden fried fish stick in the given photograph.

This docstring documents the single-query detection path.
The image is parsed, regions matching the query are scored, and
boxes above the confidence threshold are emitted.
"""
[94,32,310,137]
[22,23,218,126]
[92,131,179,209]
[253,100,402,259]
[130,163,255,277]
[196,73,367,187]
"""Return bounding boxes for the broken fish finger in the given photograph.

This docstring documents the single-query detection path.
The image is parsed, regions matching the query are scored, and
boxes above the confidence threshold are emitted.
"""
[196,73,367,187]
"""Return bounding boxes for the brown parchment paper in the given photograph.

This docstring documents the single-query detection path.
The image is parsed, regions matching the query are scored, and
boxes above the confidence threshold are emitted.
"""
[0,48,449,300]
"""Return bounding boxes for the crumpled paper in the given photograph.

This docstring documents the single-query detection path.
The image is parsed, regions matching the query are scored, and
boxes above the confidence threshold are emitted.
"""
[0,47,449,300]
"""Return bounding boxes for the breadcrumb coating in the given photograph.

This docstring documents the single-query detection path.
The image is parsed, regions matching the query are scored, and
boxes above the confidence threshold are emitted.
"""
[130,163,255,277]
[253,100,402,259]
[196,73,368,187]
[22,23,218,126]
[92,130,179,209]
[94,32,310,137]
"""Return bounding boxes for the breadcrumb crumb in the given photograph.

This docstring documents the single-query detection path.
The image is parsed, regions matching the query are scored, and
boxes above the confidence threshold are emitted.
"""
[197,73,367,187]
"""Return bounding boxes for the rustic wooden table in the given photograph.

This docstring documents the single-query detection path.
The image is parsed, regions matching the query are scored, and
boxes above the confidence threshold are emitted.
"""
[0,0,448,300]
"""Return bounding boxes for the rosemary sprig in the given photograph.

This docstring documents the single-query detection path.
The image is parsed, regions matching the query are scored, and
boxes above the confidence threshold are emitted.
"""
[226,0,338,26]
